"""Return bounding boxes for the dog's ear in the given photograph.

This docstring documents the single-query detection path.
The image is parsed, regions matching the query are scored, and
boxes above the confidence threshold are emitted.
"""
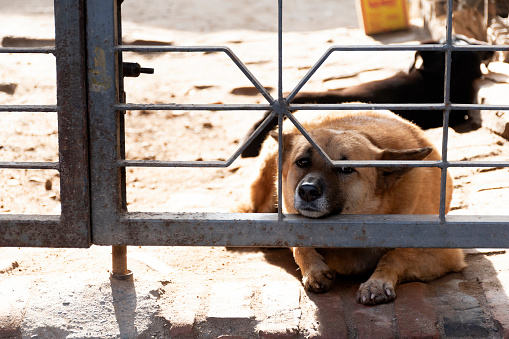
[269,130,279,141]
[416,50,445,74]
[377,146,433,191]
[270,130,298,157]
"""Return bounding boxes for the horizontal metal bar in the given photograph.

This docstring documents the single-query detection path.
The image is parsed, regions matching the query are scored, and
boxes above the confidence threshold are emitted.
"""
[117,44,509,53]
[289,103,447,111]
[0,162,60,170]
[289,103,509,111]
[449,104,509,111]
[0,103,500,114]
[327,44,509,52]
[0,47,56,54]
[123,112,279,169]
[120,159,229,168]
[116,45,275,104]
[450,44,509,52]
[448,161,509,168]
[116,45,228,52]
[92,212,509,248]
[330,160,509,168]
[0,105,60,112]
[0,214,89,247]
[117,103,509,113]
[286,41,505,104]
[118,159,509,169]
[116,103,272,111]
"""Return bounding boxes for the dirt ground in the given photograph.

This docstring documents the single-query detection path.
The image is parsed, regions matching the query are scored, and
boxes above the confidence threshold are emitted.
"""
[1,1,509,336]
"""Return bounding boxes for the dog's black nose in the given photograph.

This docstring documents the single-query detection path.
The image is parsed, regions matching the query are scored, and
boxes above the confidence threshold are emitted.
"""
[298,183,322,202]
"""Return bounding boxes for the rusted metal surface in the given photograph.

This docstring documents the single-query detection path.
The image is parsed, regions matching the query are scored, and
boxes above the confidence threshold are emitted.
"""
[88,213,509,248]
[86,0,509,249]
[3,0,508,249]
[0,0,90,247]
[111,245,131,279]
[86,0,124,244]
[54,0,90,246]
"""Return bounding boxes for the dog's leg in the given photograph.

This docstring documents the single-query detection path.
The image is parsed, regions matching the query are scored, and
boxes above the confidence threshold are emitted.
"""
[356,248,466,305]
[293,247,335,293]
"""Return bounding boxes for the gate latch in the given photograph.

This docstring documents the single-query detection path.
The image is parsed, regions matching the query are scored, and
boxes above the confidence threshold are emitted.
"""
[122,62,154,77]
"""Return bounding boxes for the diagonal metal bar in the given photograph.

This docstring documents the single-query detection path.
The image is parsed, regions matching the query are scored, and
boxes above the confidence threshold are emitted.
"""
[285,48,334,103]
[283,111,334,166]
[119,110,278,168]
[116,45,275,104]
[285,41,509,105]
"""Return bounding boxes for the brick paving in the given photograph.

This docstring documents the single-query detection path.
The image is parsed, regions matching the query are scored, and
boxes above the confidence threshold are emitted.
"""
[1,249,509,338]
[156,250,508,339]
[160,249,509,338]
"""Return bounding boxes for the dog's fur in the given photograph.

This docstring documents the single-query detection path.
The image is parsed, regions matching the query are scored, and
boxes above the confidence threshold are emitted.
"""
[236,110,466,305]
[241,35,491,158]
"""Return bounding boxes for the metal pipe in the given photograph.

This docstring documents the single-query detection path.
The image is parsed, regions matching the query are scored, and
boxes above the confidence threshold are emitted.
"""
[111,245,132,280]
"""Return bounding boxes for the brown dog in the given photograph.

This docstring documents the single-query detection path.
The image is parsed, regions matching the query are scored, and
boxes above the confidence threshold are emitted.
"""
[236,109,466,305]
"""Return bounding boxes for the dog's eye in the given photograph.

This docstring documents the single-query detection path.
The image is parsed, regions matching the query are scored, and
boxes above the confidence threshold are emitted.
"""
[296,158,311,168]
[336,166,355,174]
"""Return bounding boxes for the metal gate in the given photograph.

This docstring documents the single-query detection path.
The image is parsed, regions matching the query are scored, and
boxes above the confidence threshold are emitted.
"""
[1,0,509,258]
[0,0,90,247]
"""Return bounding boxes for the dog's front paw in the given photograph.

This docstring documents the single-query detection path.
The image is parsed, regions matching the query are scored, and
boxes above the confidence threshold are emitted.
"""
[356,279,395,305]
[302,262,335,293]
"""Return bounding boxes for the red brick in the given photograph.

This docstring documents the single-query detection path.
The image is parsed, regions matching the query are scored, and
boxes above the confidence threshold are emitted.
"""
[347,285,395,339]
[301,289,348,339]
[169,322,194,338]
[207,282,253,319]
[259,328,298,339]
[394,282,440,339]
[482,283,509,339]
[257,281,301,339]
[160,284,202,338]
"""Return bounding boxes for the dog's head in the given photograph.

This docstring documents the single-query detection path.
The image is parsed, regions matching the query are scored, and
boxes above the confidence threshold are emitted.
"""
[412,35,493,81]
[272,129,432,218]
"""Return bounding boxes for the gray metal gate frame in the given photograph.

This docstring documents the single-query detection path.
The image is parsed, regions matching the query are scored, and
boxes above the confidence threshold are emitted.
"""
[0,0,90,247]
[1,0,509,249]
[88,0,509,249]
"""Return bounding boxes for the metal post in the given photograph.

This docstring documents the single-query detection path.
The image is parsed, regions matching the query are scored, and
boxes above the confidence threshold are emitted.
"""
[111,0,130,280]
[111,245,131,279]
[87,0,130,275]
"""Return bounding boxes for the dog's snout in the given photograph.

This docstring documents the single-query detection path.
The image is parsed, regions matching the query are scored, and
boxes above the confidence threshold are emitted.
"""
[298,183,322,202]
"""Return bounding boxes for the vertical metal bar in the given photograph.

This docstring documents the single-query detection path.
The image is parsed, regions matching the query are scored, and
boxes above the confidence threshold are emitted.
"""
[54,0,91,246]
[439,0,454,221]
[111,245,132,279]
[87,0,126,244]
[113,0,129,277]
[277,0,284,221]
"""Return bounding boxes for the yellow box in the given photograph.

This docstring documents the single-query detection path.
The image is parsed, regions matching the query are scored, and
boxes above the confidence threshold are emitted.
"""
[357,0,410,35]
